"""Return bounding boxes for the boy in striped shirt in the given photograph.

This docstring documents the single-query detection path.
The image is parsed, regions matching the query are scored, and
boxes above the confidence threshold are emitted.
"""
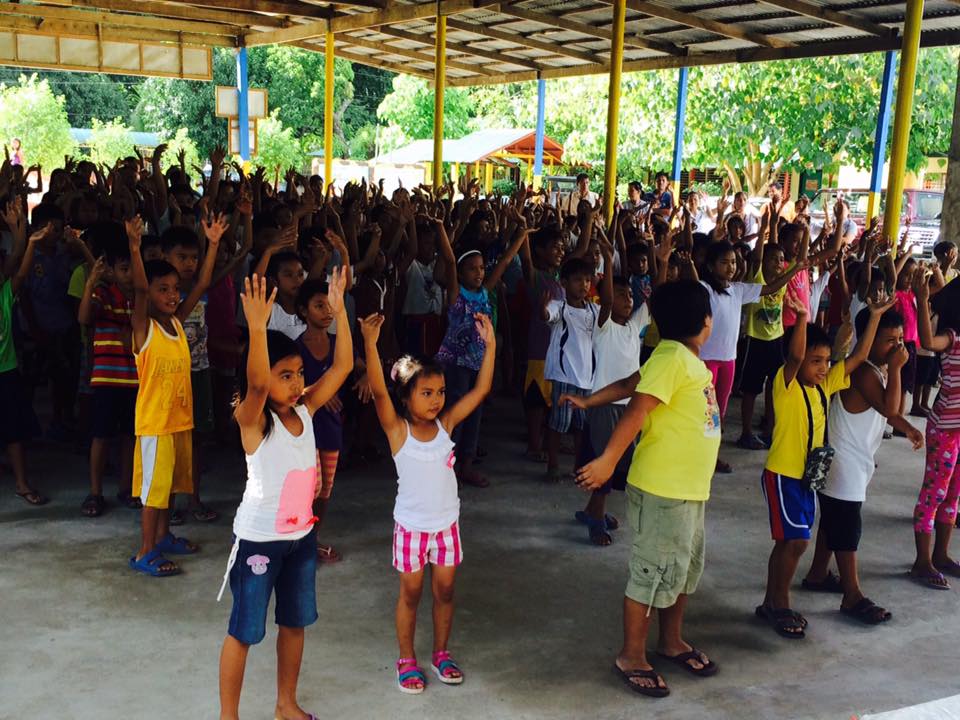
[78,223,139,518]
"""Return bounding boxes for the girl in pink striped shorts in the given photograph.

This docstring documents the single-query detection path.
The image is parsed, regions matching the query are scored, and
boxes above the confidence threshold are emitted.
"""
[360,310,497,695]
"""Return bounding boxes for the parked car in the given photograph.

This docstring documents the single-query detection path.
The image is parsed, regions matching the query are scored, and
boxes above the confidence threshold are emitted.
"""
[809,188,942,256]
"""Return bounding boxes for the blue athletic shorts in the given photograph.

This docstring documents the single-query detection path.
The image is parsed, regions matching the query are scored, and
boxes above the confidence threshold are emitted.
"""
[761,469,815,541]
[228,528,318,645]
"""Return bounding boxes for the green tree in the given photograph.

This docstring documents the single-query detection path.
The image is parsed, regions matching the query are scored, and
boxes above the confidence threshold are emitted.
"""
[159,127,201,175]
[251,112,307,174]
[376,74,474,150]
[0,75,75,170]
[0,68,137,128]
[87,118,135,166]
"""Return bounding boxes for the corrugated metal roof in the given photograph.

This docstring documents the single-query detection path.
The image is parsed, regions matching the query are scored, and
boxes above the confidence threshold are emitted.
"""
[70,128,161,148]
[377,128,565,164]
[3,1,958,87]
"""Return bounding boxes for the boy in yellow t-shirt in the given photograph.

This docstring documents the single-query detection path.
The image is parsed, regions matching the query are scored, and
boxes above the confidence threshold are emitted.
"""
[126,215,224,577]
[576,279,721,699]
[757,289,892,639]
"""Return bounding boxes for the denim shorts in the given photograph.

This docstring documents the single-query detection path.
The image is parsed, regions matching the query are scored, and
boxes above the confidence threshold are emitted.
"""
[228,528,318,645]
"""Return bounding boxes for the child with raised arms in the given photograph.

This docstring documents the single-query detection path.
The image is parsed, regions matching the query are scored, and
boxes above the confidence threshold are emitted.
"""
[218,269,352,720]
[361,309,496,694]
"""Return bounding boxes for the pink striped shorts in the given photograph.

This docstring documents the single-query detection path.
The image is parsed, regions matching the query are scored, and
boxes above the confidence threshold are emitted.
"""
[392,521,463,573]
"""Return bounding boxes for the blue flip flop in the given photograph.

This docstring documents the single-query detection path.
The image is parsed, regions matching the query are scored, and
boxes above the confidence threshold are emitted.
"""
[129,548,180,577]
[574,510,619,531]
[156,532,199,555]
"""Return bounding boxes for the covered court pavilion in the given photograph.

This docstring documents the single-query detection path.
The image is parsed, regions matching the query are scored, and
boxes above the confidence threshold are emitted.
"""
[2,2,960,719]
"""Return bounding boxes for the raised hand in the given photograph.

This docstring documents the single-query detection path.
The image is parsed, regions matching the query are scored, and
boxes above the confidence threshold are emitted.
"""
[240,273,277,330]
[326,265,347,315]
[474,312,495,346]
[88,256,108,285]
[359,312,384,343]
[125,215,144,251]
[867,293,896,315]
[783,287,808,318]
[201,212,228,247]
[353,373,374,404]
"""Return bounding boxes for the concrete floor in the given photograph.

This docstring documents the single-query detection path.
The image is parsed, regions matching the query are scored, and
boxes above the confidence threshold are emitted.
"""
[2,394,959,720]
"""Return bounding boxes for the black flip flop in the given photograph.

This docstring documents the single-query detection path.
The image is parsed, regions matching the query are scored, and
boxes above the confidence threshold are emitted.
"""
[841,597,892,625]
[81,494,106,517]
[15,490,49,506]
[656,647,718,677]
[614,665,670,698]
[755,604,806,639]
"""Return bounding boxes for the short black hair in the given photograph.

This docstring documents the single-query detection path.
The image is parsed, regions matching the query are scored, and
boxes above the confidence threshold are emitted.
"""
[84,221,130,265]
[855,307,903,338]
[266,250,303,279]
[560,257,593,280]
[31,202,64,229]
[654,171,669,182]
[805,323,832,351]
[576,173,589,183]
[531,225,563,252]
[612,276,631,290]
[649,280,711,341]
[296,277,329,318]
[934,240,957,259]
[144,259,179,284]
[161,225,199,253]
[141,234,161,253]
[626,241,648,258]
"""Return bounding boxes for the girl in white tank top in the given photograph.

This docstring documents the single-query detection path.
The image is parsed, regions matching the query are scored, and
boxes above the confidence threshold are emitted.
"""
[218,271,354,719]
[360,309,496,694]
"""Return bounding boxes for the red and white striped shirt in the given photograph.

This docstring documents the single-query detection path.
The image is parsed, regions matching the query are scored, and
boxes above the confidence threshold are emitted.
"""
[931,330,960,431]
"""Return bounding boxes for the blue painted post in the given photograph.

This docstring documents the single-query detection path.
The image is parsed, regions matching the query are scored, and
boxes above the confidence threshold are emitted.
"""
[533,78,546,190]
[867,50,897,222]
[671,66,689,200]
[237,46,250,161]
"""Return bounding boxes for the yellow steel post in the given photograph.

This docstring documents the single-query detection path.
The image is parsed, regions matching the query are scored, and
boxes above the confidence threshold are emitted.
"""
[432,9,446,189]
[324,27,334,190]
[603,0,627,222]
[882,0,924,254]
[484,163,493,194]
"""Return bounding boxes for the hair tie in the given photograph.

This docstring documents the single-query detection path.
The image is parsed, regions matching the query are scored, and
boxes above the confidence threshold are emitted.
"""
[457,249,481,265]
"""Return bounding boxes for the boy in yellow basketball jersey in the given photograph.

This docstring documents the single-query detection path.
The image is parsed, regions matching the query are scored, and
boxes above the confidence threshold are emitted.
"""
[126,215,224,576]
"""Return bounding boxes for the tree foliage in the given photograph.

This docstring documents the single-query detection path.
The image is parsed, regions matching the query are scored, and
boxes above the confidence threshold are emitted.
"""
[0,75,75,170]
[87,118,135,166]
[0,68,138,128]
[159,127,201,175]
[250,112,307,174]
[376,74,474,151]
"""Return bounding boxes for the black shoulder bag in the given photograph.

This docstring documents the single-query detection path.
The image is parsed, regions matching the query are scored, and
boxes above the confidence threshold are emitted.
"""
[801,384,835,492]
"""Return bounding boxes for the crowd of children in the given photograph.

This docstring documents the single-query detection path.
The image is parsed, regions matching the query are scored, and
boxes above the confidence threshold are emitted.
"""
[1,144,959,709]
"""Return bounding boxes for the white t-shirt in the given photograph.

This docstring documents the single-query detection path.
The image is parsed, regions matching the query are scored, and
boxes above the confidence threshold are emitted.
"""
[810,270,832,316]
[268,303,306,340]
[544,299,600,389]
[592,305,650,404]
[699,281,763,362]
[822,367,886,502]
[402,258,443,316]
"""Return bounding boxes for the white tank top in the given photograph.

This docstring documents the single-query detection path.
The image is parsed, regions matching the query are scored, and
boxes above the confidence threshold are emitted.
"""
[821,361,886,502]
[392,420,460,533]
[234,405,318,542]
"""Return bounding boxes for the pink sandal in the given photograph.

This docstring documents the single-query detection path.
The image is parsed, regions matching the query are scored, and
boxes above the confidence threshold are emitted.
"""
[431,650,464,685]
[396,657,426,694]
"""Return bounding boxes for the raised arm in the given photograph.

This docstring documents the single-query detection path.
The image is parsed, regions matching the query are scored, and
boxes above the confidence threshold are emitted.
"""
[233,274,277,452]
[597,241,615,327]
[436,217,459,308]
[914,272,952,353]
[177,213,225,321]
[125,216,150,350]
[303,267,354,414]
[11,223,48,297]
[484,227,528,291]
[760,260,805,296]
[441,314,496,432]
[78,257,107,326]
[360,312,405,451]
[151,144,169,218]
[845,296,896,375]
[782,289,808,387]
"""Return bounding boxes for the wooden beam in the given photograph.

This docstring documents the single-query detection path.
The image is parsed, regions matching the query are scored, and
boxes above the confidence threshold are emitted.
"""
[497,5,685,56]
[445,28,960,87]
[244,19,329,47]
[292,40,437,80]
[340,32,492,74]
[35,0,290,28]
[444,17,600,65]
[172,0,330,19]
[753,0,895,37]
[0,2,236,36]
[374,25,543,70]
[0,16,236,46]
[619,0,794,48]
[330,0,497,33]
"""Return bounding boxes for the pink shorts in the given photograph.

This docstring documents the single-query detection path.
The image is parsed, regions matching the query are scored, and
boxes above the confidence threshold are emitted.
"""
[392,521,463,573]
